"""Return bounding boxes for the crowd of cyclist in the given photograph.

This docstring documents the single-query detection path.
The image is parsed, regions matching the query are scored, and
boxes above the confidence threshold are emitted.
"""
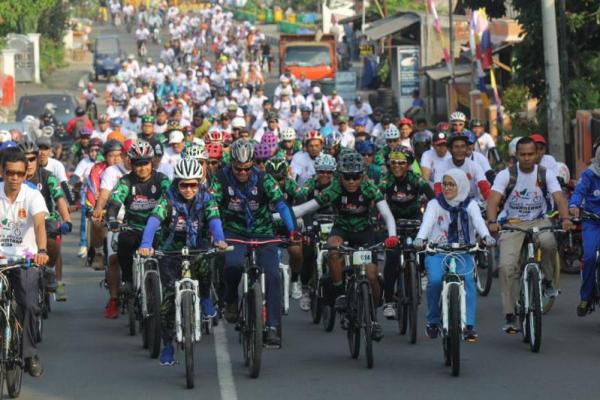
[2,1,600,378]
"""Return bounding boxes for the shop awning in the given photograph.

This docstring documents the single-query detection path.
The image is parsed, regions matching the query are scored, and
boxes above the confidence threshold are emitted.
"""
[364,14,420,41]
[425,63,472,81]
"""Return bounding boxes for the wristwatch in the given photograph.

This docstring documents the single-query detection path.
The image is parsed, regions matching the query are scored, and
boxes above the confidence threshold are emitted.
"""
[38,249,47,254]
[487,220,497,224]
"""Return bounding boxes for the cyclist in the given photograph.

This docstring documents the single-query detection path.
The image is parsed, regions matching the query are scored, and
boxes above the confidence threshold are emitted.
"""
[530,133,560,176]
[138,158,228,365]
[0,148,50,377]
[412,130,431,164]
[414,168,494,342]
[486,137,571,333]
[374,126,400,166]
[421,131,451,185]
[292,150,399,341]
[470,119,500,164]
[277,127,302,161]
[19,141,72,302]
[465,131,495,184]
[290,129,324,185]
[209,139,299,346]
[92,114,112,142]
[355,140,381,184]
[324,131,342,159]
[65,106,94,137]
[449,111,467,134]
[37,137,73,206]
[105,141,170,319]
[569,141,600,316]
[379,147,434,318]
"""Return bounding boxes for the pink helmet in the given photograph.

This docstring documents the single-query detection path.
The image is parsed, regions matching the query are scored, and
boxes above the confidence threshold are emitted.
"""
[254,142,273,161]
[261,132,278,150]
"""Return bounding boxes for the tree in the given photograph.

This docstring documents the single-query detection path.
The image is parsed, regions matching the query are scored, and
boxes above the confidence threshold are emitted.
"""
[0,0,56,36]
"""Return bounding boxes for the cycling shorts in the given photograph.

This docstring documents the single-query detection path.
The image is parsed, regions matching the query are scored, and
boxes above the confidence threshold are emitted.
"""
[329,225,376,247]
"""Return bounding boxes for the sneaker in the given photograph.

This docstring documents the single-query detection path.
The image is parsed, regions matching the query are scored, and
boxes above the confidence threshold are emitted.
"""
[159,344,175,366]
[77,246,88,258]
[201,297,217,319]
[503,314,519,334]
[371,322,384,342]
[299,290,311,311]
[224,302,238,323]
[382,303,396,320]
[26,356,43,377]
[104,298,119,319]
[45,269,58,293]
[577,301,591,317]
[55,282,67,302]
[265,326,281,347]
[463,325,478,343]
[426,323,439,339]
[334,295,347,312]
[543,280,559,298]
[91,252,105,271]
[291,281,302,300]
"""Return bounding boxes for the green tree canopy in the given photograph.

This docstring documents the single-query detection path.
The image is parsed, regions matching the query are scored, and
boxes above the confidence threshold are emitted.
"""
[0,0,56,35]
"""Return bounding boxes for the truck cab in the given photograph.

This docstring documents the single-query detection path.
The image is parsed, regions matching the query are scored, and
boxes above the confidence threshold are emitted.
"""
[279,34,337,82]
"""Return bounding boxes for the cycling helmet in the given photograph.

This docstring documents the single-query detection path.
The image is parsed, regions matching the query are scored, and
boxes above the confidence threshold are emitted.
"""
[206,143,223,160]
[103,140,123,154]
[354,116,368,127]
[0,130,12,143]
[469,119,484,129]
[398,118,413,127]
[384,126,400,140]
[206,130,224,143]
[435,122,450,133]
[324,131,342,151]
[128,140,154,160]
[254,142,273,161]
[449,111,467,122]
[0,141,17,150]
[557,162,570,184]
[87,138,103,150]
[79,128,92,137]
[18,140,39,154]
[447,133,470,147]
[98,114,110,123]
[464,129,476,145]
[508,136,523,158]
[315,154,337,172]
[142,115,155,124]
[260,132,278,149]
[355,140,376,155]
[300,104,312,113]
[280,127,296,141]
[265,157,288,179]
[304,129,323,143]
[111,117,123,127]
[75,106,85,117]
[174,158,203,180]
[412,132,431,159]
[230,139,254,163]
[129,108,139,117]
[338,150,365,174]
[186,144,207,161]
[232,117,246,129]
[389,146,415,165]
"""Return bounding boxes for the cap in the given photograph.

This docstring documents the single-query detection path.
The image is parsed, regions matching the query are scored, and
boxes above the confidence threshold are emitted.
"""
[433,132,448,145]
[338,115,349,123]
[530,133,547,145]
[37,136,52,148]
[123,139,134,153]
[107,131,125,143]
[169,130,185,144]
[355,96,363,103]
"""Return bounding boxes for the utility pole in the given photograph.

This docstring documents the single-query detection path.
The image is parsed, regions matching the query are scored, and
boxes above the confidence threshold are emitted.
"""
[541,0,565,161]
[448,0,455,112]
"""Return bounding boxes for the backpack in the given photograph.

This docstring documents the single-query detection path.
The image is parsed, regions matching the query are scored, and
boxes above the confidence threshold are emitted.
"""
[504,164,550,209]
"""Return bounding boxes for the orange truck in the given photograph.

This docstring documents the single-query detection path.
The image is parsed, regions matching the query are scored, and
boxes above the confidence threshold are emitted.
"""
[279,34,337,82]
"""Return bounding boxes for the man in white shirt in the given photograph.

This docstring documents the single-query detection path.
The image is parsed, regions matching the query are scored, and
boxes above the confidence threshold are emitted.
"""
[0,148,49,377]
[293,105,321,142]
[336,116,355,148]
[162,130,186,168]
[421,132,451,185]
[530,133,560,175]
[348,96,373,120]
[36,137,72,204]
[290,131,323,185]
[91,114,112,143]
[135,24,151,55]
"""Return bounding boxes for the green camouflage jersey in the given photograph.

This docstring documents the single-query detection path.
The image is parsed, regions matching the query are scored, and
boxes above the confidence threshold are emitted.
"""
[314,176,383,232]
[210,166,285,237]
[28,168,64,221]
[150,189,221,251]
[276,140,303,160]
[108,171,171,230]
[378,171,432,219]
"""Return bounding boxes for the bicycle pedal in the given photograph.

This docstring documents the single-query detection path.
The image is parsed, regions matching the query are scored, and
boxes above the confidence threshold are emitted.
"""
[264,343,281,350]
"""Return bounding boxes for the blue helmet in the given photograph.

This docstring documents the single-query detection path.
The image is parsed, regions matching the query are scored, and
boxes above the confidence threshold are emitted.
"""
[0,141,17,150]
[464,129,476,145]
[319,125,333,137]
[354,116,368,127]
[355,140,376,155]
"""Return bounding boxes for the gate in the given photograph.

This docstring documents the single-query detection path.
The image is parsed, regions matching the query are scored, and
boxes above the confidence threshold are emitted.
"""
[6,34,34,82]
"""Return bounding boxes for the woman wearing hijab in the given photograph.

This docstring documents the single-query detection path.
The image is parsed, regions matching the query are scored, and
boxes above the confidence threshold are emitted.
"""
[414,168,494,342]
[569,141,600,316]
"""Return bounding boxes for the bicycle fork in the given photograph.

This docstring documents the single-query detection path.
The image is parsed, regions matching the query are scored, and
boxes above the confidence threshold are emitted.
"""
[175,278,201,343]
[441,281,466,333]
[522,263,543,314]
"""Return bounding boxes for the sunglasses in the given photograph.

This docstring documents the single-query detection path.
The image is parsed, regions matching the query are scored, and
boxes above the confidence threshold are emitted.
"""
[208,160,220,165]
[233,165,253,173]
[132,160,151,167]
[342,173,363,181]
[317,170,333,175]
[4,170,26,177]
[26,156,37,162]
[390,160,408,166]
[178,181,199,190]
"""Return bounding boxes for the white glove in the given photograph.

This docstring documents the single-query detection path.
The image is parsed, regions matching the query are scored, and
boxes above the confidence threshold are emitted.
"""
[483,235,496,247]
[413,238,426,250]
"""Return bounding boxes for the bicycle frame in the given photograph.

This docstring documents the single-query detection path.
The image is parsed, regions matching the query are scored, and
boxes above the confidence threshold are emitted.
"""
[174,251,202,343]
[441,257,467,333]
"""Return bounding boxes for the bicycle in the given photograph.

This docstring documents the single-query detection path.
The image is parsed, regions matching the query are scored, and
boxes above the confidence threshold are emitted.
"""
[133,254,162,359]
[227,237,288,379]
[475,206,494,296]
[35,266,52,344]
[394,219,422,344]
[154,246,230,389]
[422,242,482,377]
[330,242,384,369]
[499,225,563,353]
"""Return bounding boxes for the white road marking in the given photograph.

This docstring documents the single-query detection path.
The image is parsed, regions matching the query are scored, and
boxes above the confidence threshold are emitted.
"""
[214,323,238,400]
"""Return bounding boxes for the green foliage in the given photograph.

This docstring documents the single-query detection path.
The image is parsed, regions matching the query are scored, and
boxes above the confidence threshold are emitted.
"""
[502,84,529,118]
[37,1,70,43]
[40,36,67,80]
[384,0,426,14]
[459,0,506,18]
[0,0,56,35]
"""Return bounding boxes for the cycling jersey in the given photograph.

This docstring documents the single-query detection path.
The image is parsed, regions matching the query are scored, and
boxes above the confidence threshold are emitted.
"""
[276,140,302,160]
[28,168,64,221]
[379,171,431,219]
[86,162,109,208]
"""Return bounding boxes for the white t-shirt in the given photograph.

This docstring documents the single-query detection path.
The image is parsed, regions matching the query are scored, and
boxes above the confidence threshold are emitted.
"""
[491,163,561,221]
[100,164,129,191]
[290,151,318,186]
[73,157,95,180]
[43,158,68,183]
[540,154,560,176]
[420,149,451,184]
[470,151,492,173]
[0,183,48,257]
[434,158,488,200]
[476,132,495,158]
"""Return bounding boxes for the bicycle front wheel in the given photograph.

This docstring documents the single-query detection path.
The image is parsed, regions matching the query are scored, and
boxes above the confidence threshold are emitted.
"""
[397,267,408,335]
[5,316,23,398]
[527,269,542,352]
[145,274,161,359]
[360,282,374,369]
[448,284,461,377]
[407,260,419,344]
[310,262,322,324]
[476,250,494,297]
[248,283,263,378]
[181,291,195,389]
[128,294,136,336]
[347,287,360,359]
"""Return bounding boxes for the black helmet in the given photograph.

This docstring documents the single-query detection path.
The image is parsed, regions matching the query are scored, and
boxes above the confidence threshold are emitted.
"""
[469,119,484,129]
[75,106,85,117]
[265,157,288,180]
[18,140,39,154]
[103,139,123,154]
[338,150,365,174]
[129,108,139,117]
[447,132,470,147]
[412,132,431,159]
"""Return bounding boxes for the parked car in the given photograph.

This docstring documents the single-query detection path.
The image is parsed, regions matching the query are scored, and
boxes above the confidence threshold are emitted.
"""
[93,35,124,81]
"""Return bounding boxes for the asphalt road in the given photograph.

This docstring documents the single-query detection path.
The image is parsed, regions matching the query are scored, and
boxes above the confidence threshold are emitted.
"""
[15,22,600,400]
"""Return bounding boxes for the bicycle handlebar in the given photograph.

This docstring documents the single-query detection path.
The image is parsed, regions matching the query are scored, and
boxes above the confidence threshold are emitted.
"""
[326,242,385,253]
[226,238,289,247]
[499,225,565,235]
[422,242,484,254]
[152,246,234,257]
[582,210,600,222]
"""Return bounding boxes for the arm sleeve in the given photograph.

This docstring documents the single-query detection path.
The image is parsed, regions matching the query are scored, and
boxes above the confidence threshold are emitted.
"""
[291,199,321,218]
[569,171,589,208]
[416,200,436,240]
[140,216,161,248]
[275,200,296,232]
[208,219,225,243]
[468,201,491,238]
[376,200,396,237]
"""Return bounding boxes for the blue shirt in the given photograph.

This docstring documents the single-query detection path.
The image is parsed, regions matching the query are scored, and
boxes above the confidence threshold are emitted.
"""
[569,169,600,215]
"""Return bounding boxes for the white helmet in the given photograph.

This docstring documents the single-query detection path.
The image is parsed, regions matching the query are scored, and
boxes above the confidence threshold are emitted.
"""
[384,126,400,140]
[0,130,11,143]
[186,144,208,161]
[280,127,296,141]
[508,136,523,158]
[174,158,203,180]
[557,162,570,184]
[232,117,246,129]
[449,111,467,122]
[315,154,337,172]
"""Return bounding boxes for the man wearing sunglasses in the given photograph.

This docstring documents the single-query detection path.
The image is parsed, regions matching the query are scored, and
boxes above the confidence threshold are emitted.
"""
[290,129,324,186]
[355,140,381,184]
[0,148,50,377]
[105,141,170,319]
[292,150,399,341]
[19,141,72,302]
[210,139,299,346]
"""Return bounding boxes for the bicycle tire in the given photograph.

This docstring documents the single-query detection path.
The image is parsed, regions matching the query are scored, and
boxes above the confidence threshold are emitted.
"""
[448,284,461,376]
[527,269,542,353]
[518,284,529,343]
[6,316,23,399]
[181,291,195,389]
[322,304,335,332]
[542,252,561,314]
[407,260,419,344]
[249,283,263,378]
[360,282,374,369]
[128,294,136,336]
[476,250,494,297]
[397,266,408,335]
[310,262,322,324]
[145,274,161,359]
[241,295,250,367]
[347,287,360,359]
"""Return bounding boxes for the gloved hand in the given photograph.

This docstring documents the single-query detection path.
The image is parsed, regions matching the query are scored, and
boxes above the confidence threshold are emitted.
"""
[413,238,426,250]
[60,221,73,234]
[483,235,496,247]
[289,230,303,243]
[384,236,399,248]
[108,219,120,232]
